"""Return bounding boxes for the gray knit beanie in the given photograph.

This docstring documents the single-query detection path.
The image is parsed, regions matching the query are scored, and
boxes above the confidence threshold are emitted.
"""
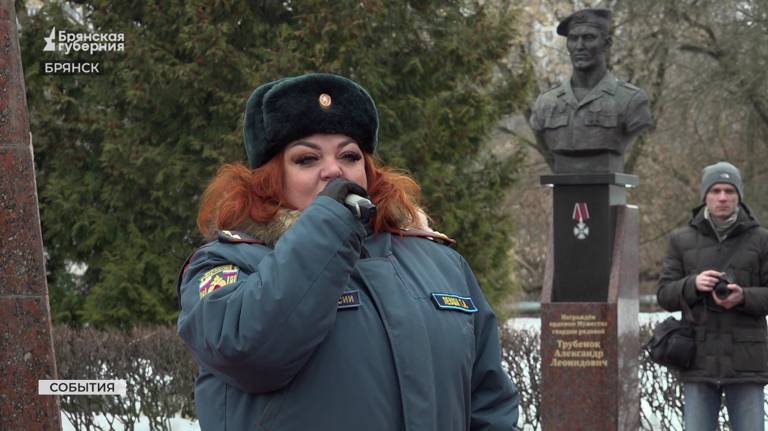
[700,161,743,202]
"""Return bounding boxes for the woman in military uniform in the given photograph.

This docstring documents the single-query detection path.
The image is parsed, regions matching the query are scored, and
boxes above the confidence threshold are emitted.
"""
[177,73,519,430]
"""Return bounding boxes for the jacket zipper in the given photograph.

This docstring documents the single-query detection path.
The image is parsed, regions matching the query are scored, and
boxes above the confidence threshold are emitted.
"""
[715,242,722,386]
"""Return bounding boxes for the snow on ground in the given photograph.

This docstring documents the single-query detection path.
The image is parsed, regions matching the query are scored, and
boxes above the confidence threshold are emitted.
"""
[61,311,745,431]
[61,413,200,431]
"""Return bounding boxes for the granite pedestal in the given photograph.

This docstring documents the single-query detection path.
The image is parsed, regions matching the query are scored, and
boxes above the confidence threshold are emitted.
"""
[0,2,62,429]
[539,174,640,430]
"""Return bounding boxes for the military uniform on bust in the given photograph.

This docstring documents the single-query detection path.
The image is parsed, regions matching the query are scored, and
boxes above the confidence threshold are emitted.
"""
[530,72,651,160]
[529,8,652,173]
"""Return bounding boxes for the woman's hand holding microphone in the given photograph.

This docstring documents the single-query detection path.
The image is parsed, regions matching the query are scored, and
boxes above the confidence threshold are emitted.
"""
[319,178,377,223]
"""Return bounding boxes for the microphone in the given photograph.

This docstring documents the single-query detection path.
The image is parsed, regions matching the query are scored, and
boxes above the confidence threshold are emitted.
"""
[345,194,377,222]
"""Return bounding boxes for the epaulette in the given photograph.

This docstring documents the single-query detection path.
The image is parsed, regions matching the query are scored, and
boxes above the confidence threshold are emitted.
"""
[399,228,457,246]
[620,81,640,91]
[217,230,265,244]
[547,81,563,91]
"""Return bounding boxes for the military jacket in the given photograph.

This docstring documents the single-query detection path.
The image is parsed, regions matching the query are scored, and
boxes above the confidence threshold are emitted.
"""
[529,72,652,154]
[657,204,768,384]
[177,197,520,430]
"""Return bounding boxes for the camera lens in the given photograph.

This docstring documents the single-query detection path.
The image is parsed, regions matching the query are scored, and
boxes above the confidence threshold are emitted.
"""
[714,277,730,299]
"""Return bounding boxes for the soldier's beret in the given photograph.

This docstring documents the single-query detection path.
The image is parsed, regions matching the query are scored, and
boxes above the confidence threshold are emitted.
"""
[556,8,612,36]
[243,73,379,168]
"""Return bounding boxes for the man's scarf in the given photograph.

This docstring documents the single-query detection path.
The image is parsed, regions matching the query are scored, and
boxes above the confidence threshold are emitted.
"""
[704,206,740,242]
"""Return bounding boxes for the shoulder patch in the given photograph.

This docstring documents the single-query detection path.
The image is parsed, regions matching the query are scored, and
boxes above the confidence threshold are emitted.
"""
[399,228,456,246]
[217,230,265,244]
[431,293,478,313]
[176,243,215,308]
[199,265,239,298]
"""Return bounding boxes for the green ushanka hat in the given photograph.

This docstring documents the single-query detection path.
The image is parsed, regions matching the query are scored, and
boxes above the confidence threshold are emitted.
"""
[243,73,379,168]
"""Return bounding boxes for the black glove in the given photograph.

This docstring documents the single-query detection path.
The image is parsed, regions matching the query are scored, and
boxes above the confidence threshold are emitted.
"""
[319,178,376,222]
[319,177,369,203]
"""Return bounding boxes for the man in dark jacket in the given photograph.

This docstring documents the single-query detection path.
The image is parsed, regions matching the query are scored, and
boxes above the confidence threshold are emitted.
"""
[657,161,768,431]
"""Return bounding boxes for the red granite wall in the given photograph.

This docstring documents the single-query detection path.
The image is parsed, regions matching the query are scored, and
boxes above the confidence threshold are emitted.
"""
[540,206,639,430]
[0,2,62,429]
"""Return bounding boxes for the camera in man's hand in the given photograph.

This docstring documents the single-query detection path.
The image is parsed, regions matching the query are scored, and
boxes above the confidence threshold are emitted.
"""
[714,273,735,299]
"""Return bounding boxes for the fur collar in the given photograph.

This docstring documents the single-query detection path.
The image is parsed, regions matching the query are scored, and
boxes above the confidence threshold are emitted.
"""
[235,206,437,246]
[236,208,302,246]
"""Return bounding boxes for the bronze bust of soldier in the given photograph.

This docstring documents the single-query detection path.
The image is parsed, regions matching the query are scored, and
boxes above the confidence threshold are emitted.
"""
[530,8,652,174]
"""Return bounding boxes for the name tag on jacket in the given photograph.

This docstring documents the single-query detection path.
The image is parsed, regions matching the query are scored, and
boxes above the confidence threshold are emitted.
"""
[338,290,361,310]
[431,293,478,313]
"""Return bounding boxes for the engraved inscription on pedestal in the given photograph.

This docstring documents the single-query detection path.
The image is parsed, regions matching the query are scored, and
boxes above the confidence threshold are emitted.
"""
[548,313,608,369]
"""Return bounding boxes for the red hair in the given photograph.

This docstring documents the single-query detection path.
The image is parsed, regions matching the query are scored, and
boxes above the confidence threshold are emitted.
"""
[197,153,422,239]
